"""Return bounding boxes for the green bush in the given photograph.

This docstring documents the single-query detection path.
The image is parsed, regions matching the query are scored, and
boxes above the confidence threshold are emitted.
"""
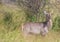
[3,12,12,25]
[52,16,60,31]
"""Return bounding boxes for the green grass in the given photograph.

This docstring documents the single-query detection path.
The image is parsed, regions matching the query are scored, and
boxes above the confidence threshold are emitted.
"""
[0,3,60,42]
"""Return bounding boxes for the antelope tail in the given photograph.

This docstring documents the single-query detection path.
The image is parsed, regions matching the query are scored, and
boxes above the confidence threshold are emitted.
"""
[22,23,24,31]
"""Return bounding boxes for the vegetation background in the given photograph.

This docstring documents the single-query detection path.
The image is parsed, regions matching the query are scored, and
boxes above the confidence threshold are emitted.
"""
[0,0,60,42]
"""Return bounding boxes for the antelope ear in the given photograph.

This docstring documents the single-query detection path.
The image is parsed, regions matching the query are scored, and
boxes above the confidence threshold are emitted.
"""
[43,11,48,15]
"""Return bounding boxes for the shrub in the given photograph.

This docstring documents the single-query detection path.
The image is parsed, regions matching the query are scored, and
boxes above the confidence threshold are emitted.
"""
[52,16,60,31]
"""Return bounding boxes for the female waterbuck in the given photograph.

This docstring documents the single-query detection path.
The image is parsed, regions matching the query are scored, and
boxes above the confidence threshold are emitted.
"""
[22,11,52,36]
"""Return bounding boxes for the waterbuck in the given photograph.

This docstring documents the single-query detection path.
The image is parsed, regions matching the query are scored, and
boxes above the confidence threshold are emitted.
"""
[22,11,52,36]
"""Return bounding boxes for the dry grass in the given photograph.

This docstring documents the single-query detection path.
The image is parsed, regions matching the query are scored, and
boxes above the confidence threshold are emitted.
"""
[0,27,60,42]
[0,1,60,42]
